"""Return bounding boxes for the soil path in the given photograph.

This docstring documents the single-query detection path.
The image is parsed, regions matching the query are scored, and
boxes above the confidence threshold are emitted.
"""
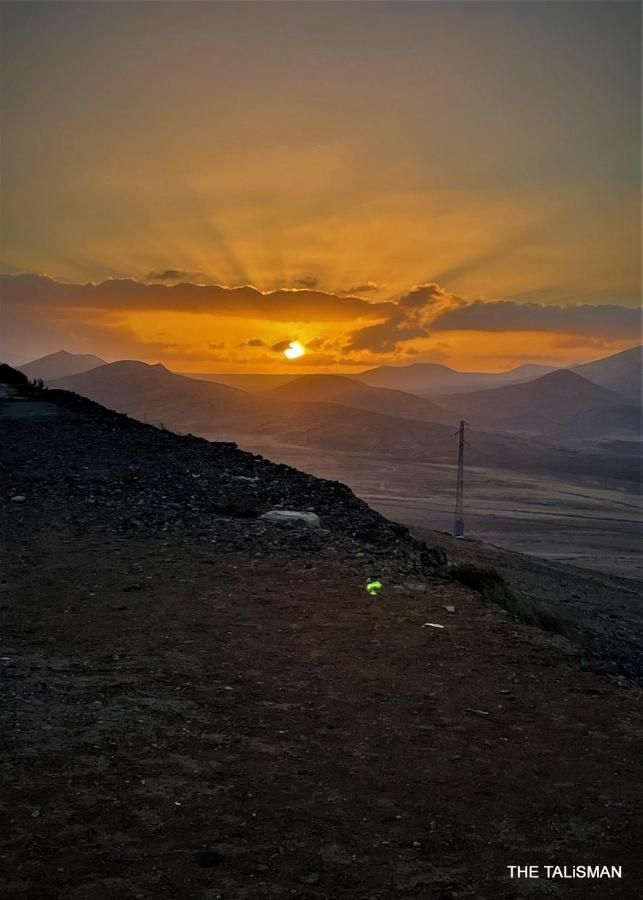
[2,531,641,899]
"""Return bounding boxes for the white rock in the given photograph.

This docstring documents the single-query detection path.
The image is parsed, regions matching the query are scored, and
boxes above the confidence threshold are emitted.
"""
[260,510,321,529]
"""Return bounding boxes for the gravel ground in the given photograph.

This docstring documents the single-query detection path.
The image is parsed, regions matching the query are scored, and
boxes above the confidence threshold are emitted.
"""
[1,386,642,899]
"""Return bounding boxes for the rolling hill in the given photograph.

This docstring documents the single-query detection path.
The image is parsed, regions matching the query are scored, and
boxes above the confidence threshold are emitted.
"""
[440,369,641,439]
[50,361,468,456]
[51,360,640,483]
[182,372,297,392]
[572,345,641,402]
[352,361,557,397]
[51,360,265,433]
[270,374,456,424]
[19,349,106,382]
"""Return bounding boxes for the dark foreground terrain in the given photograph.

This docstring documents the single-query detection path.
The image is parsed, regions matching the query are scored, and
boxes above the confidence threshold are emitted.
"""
[1,383,642,899]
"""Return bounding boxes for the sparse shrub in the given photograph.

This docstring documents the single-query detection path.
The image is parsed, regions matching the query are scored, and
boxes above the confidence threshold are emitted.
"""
[0,364,48,393]
[450,562,576,639]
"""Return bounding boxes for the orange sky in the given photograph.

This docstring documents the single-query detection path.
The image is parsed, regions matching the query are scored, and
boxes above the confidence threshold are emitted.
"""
[0,2,640,371]
[2,274,639,373]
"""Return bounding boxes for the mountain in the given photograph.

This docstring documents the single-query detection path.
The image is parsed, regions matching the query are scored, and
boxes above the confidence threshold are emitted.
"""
[19,349,106,382]
[50,361,469,455]
[441,369,641,439]
[51,360,265,433]
[182,372,298,392]
[572,345,641,402]
[270,374,456,424]
[51,360,640,483]
[352,361,557,397]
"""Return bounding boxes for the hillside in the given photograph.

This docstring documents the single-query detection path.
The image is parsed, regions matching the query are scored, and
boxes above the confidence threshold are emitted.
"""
[51,360,641,483]
[270,374,455,424]
[51,360,266,432]
[1,377,642,899]
[19,349,106,381]
[352,361,557,396]
[441,369,641,439]
[183,372,297,392]
[572,344,641,402]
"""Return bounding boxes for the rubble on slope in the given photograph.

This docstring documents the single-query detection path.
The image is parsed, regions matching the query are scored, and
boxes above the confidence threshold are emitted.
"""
[0,384,447,584]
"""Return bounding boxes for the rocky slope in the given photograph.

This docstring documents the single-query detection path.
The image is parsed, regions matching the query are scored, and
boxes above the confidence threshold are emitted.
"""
[2,377,642,899]
[0,382,446,585]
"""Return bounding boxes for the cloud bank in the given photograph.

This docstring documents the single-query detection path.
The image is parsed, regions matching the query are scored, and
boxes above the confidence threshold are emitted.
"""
[1,272,638,368]
[1,273,388,323]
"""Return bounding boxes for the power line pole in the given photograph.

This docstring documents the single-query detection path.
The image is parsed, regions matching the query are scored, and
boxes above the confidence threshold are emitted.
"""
[454,420,467,537]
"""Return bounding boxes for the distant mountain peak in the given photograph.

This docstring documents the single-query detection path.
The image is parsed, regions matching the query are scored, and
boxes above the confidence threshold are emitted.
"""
[19,349,106,382]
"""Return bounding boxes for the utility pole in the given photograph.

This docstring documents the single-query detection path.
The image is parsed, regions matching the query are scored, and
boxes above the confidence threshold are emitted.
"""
[454,420,467,537]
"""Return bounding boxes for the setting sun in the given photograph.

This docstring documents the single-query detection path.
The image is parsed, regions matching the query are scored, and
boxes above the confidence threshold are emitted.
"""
[284,341,305,360]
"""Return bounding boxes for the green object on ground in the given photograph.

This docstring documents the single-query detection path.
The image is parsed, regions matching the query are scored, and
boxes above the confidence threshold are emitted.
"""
[366,579,383,596]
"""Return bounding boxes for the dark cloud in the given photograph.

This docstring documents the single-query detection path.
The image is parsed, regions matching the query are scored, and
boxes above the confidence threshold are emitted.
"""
[431,300,639,340]
[147,269,210,283]
[343,281,385,294]
[344,314,428,352]
[344,283,452,352]
[306,336,330,351]
[1,273,389,323]
[344,282,639,354]
[241,338,267,347]
[270,339,296,353]
[293,276,317,289]
[398,282,451,310]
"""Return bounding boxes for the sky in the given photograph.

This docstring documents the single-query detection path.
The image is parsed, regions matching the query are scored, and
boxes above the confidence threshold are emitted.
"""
[1,0,640,372]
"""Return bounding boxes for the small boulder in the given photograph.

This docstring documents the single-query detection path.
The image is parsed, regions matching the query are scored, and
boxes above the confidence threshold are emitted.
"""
[260,510,321,529]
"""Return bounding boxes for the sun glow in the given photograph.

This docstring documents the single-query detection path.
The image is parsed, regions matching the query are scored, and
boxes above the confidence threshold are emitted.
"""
[284,340,305,360]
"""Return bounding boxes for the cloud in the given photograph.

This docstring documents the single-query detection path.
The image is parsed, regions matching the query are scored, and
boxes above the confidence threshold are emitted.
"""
[147,269,210,283]
[346,283,639,353]
[306,336,330,351]
[1,273,390,323]
[345,283,460,352]
[270,339,296,353]
[4,271,637,368]
[344,313,427,353]
[431,300,640,340]
[343,281,386,294]
[293,276,318,289]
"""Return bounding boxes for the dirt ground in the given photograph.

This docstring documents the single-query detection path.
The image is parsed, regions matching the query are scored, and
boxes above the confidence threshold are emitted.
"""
[2,529,642,899]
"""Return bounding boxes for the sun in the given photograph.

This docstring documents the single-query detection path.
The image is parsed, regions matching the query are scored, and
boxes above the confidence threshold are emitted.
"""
[284,340,305,360]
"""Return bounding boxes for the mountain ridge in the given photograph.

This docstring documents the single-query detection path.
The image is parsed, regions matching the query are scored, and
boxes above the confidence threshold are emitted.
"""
[50,360,641,483]
[438,368,641,439]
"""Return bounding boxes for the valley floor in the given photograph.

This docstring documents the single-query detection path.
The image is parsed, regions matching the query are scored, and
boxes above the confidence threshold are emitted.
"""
[2,527,642,899]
